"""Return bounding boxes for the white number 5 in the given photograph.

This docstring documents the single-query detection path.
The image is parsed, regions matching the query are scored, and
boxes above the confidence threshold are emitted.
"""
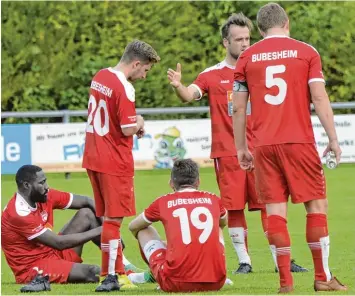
[86,95,109,136]
[265,65,287,105]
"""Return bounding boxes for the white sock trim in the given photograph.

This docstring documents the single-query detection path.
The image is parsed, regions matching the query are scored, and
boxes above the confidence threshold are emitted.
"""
[143,240,166,262]
[320,236,331,281]
[108,239,119,275]
[228,227,251,265]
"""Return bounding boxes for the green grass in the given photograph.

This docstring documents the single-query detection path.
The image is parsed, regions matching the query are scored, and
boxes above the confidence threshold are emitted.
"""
[1,165,355,295]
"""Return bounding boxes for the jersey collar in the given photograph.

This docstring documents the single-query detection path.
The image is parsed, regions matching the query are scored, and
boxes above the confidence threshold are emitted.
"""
[222,60,235,70]
[264,35,290,39]
[15,192,37,217]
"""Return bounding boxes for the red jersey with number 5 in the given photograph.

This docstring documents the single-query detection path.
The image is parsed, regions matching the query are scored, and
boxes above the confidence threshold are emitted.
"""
[143,189,227,282]
[82,68,137,176]
[192,61,254,158]
[234,36,325,147]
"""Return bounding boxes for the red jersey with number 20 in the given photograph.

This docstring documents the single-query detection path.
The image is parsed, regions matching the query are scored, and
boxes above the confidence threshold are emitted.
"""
[192,61,253,158]
[234,36,325,147]
[143,189,227,282]
[82,68,137,176]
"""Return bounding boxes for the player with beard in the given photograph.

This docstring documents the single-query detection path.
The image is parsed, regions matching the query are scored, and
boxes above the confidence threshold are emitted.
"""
[1,165,103,292]
[167,13,307,274]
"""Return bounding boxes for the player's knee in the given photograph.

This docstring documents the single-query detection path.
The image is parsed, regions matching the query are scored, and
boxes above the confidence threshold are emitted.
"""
[305,199,328,214]
[78,208,95,221]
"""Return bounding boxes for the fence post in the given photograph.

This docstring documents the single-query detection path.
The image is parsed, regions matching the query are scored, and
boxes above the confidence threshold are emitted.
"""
[63,110,71,179]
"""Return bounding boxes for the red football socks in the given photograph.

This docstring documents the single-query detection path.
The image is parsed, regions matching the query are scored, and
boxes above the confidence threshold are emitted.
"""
[101,220,125,276]
[306,213,331,281]
[267,215,293,287]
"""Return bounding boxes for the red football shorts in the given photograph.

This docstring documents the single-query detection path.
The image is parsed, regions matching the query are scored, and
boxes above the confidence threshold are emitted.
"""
[149,249,225,293]
[254,143,326,204]
[214,156,264,211]
[19,249,82,284]
[87,169,136,218]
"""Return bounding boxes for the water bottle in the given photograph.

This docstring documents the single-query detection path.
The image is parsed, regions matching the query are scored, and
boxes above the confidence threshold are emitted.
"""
[326,151,337,169]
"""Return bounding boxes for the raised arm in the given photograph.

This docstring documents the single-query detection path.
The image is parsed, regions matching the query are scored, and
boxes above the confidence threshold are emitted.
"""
[167,63,201,103]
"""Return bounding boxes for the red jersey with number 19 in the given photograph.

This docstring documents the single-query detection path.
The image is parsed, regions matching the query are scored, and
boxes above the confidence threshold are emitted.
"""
[234,36,325,147]
[82,68,137,177]
[143,189,227,282]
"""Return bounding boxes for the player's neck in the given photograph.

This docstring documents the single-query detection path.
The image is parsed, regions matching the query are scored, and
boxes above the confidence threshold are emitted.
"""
[112,63,130,80]
[225,55,237,68]
[264,28,288,38]
[18,190,36,208]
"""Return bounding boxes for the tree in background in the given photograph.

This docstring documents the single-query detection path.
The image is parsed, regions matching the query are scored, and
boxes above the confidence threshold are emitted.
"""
[2,1,354,123]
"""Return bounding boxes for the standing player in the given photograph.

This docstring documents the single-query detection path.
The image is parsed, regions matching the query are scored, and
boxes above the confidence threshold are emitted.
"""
[128,159,227,293]
[82,40,160,292]
[167,13,306,274]
[233,3,347,293]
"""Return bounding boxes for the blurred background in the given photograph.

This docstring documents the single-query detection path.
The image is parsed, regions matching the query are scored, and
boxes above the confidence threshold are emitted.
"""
[2,1,355,123]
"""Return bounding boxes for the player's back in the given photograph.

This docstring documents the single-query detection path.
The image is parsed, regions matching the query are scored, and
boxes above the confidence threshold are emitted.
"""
[82,68,136,176]
[154,190,226,282]
[237,36,325,146]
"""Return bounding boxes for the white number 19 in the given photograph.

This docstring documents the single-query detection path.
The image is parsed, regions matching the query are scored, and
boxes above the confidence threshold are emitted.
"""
[173,207,213,245]
[265,65,287,105]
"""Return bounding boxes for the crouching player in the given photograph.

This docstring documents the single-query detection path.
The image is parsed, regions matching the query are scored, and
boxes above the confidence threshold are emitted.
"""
[129,159,227,293]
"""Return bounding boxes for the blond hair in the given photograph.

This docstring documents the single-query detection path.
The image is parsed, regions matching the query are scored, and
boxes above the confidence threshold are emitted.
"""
[221,12,253,40]
[257,3,288,33]
[121,40,160,64]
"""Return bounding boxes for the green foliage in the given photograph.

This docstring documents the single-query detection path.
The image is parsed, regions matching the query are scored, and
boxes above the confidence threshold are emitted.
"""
[2,1,354,122]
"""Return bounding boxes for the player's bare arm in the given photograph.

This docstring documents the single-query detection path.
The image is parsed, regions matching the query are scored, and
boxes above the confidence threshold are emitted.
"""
[128,213,151,238]
[219,213,227,228]
[69,194,95,213]
[122,115,145,137]
[33,226,102,251]
[232,83,253,170]
[310,81,342,163]
[167,63,200,102]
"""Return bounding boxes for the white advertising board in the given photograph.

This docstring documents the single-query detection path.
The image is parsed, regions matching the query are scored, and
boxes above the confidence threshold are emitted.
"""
[30,115,355,172]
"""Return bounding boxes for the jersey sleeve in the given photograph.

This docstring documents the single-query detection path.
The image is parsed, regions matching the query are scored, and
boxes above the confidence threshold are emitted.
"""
[118,85,137,129]
[219,198,227,219]
[47,189,73,210]
[143,198,161,223]
[12,215,49,241]
[191,72,209,100]
[233,53,249,92]
[308,48,325,84]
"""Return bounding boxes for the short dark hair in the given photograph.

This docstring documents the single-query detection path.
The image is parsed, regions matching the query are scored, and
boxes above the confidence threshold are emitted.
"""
[257,3,288,33]
[171,159,199,190]
[15,165,42,188]
[120,39,160,64]
[221,13,254,40]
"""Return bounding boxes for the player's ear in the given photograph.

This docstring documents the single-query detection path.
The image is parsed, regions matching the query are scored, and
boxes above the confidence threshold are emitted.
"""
[196,178,200,189]
[258,28,266,38]
[132,60,141,69]
[222,38,229,48]
[23,181,30,190]
[284,19,290,34]
[169,179,175,191]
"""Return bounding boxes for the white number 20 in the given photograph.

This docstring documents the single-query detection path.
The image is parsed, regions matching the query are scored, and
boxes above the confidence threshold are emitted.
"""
[86,95,109,136]
[173,207,213,245]
[265,65,287,105]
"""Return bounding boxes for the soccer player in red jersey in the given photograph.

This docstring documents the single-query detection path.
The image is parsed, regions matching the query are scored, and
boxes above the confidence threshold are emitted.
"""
[82,40,160,292]
[1,165,102,291]
[233,3,347,293]
[167,13,306,274]
[129,159,227,293]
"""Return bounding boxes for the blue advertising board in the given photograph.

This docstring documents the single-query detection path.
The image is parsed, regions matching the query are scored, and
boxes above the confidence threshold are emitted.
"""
[1,124,32,174]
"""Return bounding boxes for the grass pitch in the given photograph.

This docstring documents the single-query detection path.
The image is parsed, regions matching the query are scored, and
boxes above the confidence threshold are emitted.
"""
[1,165,355,295]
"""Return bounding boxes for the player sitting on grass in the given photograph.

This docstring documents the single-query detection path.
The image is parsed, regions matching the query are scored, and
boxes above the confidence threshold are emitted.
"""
[1,165,152,293]
[129,159,228,293]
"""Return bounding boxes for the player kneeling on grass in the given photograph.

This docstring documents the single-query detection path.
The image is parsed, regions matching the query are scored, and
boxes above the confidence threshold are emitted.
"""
[129,159,228,293]
[1,165,152,293]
